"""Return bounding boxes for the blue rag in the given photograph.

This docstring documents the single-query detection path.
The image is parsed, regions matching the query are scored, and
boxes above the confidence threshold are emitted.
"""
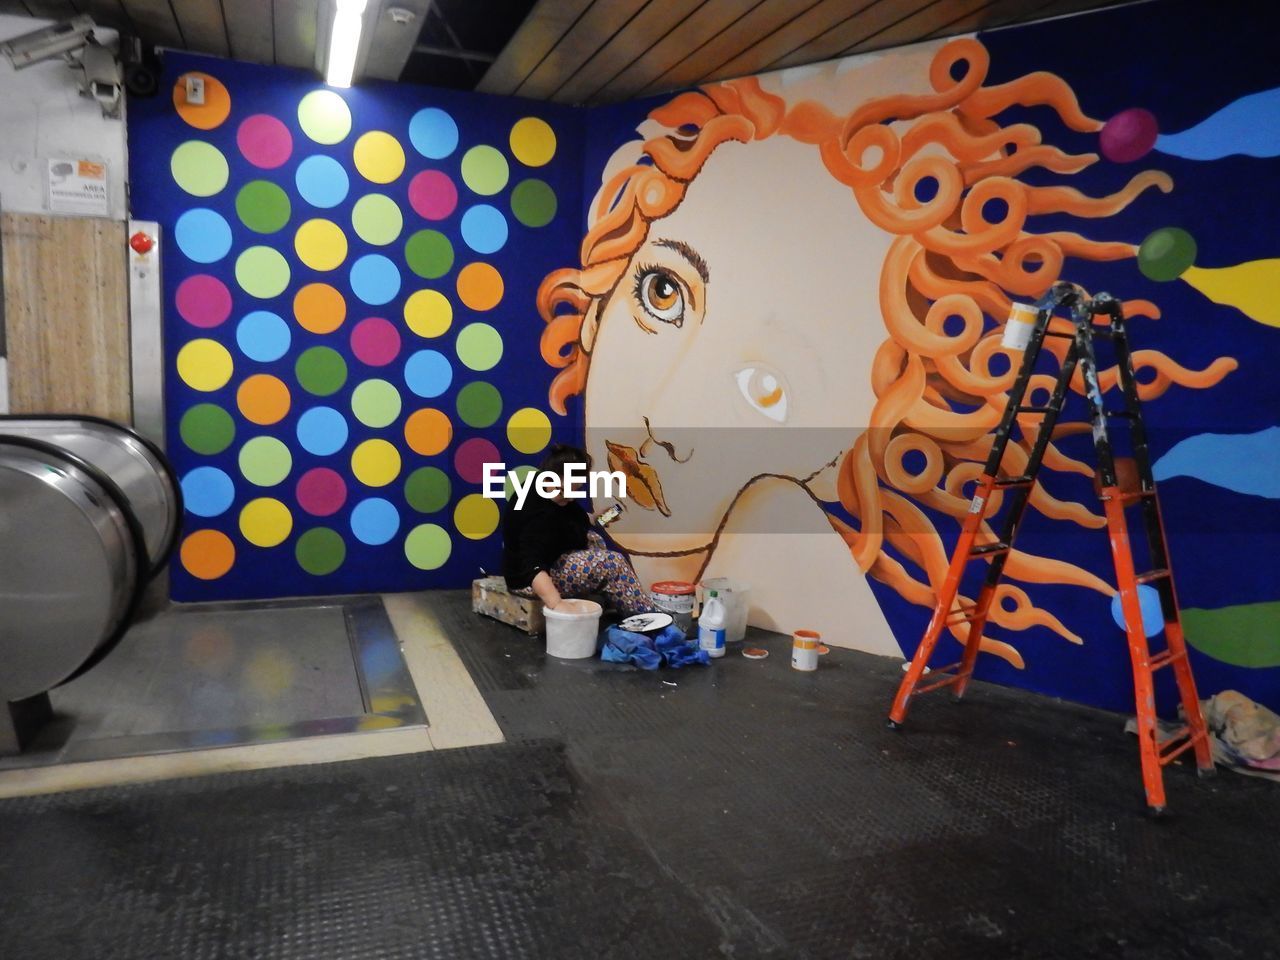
[601,624,710,670]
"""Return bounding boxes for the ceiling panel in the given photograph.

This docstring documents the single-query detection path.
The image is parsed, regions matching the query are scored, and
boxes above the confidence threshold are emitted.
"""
[18,0,77,18]
[118,0,183,48]
[708,0,885,83]
[222,0,275,64]
[476,0,594,95]
[171,0,229,58]
[75,0,135,34]
[273,0,320,71]
[362,0,433,82]
[512,0,649,99]
[846,0,997,54]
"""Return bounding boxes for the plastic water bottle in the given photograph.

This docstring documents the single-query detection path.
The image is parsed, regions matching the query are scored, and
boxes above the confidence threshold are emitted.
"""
[699,590,727,659]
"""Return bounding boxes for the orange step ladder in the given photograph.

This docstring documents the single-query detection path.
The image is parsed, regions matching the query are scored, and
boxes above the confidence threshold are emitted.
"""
[886,281,1214,813]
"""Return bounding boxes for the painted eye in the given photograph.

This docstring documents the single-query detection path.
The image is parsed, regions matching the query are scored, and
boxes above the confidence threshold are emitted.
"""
[735,366,788,423]
[637,270,685,326]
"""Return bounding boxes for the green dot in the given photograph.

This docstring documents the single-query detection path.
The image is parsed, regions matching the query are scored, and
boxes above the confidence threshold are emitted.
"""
[238,436,292,486]
[235,246,291,299]
[1138,227,1197,282]
[296,527,346,575]
[180,403,235,455]
[510,179,557,228]
[405,467,451,513]
[170,140,229,197]
[456,381,502,428]
[460,145,509,196]
[504,465,535,501]
[295,346,348,396]
[351,193,404,246]
[404,230,454,280]
[455,322,503,372]
[350,378,402,427]
[404,523,451,569]
[236,180,292,233]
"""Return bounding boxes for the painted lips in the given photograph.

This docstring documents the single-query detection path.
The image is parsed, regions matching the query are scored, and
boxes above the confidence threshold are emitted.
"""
[605,440,671,516]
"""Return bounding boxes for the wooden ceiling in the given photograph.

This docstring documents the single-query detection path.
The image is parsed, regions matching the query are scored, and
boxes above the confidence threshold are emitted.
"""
[0,0,1134,103]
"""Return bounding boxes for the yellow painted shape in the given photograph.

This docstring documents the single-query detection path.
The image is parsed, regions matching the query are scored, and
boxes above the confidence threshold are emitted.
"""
[1183,261,1280,328]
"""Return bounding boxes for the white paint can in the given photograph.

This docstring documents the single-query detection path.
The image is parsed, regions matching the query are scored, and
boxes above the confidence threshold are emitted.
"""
[792,629,821,672]
[649,580,695,635]
[1001,302,1039,351]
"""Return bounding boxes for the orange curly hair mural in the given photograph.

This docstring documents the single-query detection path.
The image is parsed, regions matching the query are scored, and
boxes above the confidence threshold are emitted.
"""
[536,38,1236,668]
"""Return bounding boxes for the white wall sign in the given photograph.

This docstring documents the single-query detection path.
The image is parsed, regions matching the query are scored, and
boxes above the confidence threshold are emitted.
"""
[47,158,110,217]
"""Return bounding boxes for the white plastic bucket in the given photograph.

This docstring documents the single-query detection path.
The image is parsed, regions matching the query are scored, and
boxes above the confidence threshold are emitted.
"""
[699,578,751,643]
[1001,302,1038,350]
[544,598,602,659]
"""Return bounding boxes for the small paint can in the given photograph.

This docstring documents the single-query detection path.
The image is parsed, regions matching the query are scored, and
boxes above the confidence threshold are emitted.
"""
[1001,302,1038,351]
[650,580,695,634]
[792,630,821,672]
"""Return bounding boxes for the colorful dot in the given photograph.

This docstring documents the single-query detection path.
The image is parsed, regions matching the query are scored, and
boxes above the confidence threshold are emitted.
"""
[296,467,347,516]
[236,311,291,362]
[239,436,293,486]
[456,262,504,311]
[403,408,452,456]
[294,218,349,272]
[511,178,557,228]
[235,246,291,298]
[239,497,293,547]
[454,493,499,540]
[293,282,347,334]
[509,117,556,167]
[1100,108,1159,164]
[351,193,404,245]
[1138,227,1197,282]
[181,466,235,517]
[180,404,236,454]
[350,378,402,428]
[181,529,235,579]
[237,374,292,425]
[177,339,234,392]
[455,322,503,371]
[404,523,451,570]
[170,140,228,196]
[404,349,453,398]
[456,381,502,428]
[298,90,352,145]
[295,155,350,208]
[404,230,454,280]
[236,180,291,233]
[405,467,451,513]
[350,317,401,366]
[454,437,500,484]
[353,131,406,183]
[296,527,346,575]
[460,145,509,195]
[295,406,349,456]
[1110,584,1164,637]
[507,407,552,455]
[460,205,508,254]
[176,275,232,328]
[351,438,402,487]
[237,114,293,169]
[408,170,458,220]
[174,72,231,130]
[408,107,458,159]
[174,209,232,263]
[295,345,348,396]
[350,498,400,545]
[350,254,402,305]
[404,289,452,338]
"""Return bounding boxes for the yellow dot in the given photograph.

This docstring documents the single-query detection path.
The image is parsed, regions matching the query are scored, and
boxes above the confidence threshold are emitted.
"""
[353,131,406,184]
[177,339,234,392]
[454,493,499,541]
[404,289,453,338]
[294,219,348,272]
[507,407,552,455]
[239,497,293,547]
[351,438,402,487]
[509,117,556,167]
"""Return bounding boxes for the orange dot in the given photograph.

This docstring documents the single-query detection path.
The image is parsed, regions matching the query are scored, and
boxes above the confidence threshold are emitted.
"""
[456,262,504,312]
[173,72,231,130]
[403,408,452,456]
[293,282,346,334]
[236,374,292,425]
[181,530,236,580]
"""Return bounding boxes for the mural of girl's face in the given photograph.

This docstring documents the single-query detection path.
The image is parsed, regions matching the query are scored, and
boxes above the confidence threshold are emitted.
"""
[583,135,895,556]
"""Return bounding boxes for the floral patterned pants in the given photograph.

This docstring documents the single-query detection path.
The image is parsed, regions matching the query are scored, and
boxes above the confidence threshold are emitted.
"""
[550,531,651,615]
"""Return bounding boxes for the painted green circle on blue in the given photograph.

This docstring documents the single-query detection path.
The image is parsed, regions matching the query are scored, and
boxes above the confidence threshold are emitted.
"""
[456,381,502,428]
[511,179,557,227]
[460,205,508,254]
[296,406,349,456]
[404,349,453,399]
[408,107,459,159]
[295,346,348,396]
[350,254,401,306]
[236,311,291,362]
[181,466,235,517]
[296,527,346,575]
[295,155,350,208]
[404,230,454,280]
[350,497,400,545]
[236,180,291,233]
[174,208,232,263]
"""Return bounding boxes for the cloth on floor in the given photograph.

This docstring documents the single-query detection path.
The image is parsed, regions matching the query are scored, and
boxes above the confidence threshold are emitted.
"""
[602,624,710,670]
[1203,690,1280,779]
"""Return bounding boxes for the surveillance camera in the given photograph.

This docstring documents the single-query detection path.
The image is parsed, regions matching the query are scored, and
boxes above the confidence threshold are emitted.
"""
[79,39,121,116]
[0,14,94,69]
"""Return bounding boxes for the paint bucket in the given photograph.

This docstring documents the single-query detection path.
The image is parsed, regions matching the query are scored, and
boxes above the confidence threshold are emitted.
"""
[792,629,821,672]
[1001,302,1038,351]
[544,598,602,659]
[650,580,695,635]
[699,578,750,642]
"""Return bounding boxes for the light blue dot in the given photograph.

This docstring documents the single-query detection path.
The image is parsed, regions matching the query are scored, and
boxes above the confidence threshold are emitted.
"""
[460,204,508,254]
[408,107,458,160]
[350,254,401,306]
[174,208,232,263]
[181,466,235,517]
[350,497,400,545]
[295,406,349,456]
[295,155,350,208]
[235,311,291,362]
[1109,584,1165,638]
[403,349,452,398]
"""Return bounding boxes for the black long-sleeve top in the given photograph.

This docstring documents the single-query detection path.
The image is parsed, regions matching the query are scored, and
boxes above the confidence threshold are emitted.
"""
[502,493,590,590]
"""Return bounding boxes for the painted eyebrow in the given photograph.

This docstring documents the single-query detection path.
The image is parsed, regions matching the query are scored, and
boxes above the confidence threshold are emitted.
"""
[653,238,710,285]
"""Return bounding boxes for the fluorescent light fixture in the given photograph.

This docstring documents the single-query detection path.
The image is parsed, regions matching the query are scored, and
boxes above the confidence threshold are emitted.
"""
[325,0,368,88]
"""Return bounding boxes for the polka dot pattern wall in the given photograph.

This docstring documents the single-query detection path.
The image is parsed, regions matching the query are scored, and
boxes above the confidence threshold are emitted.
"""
[131,55,582,601]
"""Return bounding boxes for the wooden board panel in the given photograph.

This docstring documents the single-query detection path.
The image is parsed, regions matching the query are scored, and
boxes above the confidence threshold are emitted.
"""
[222,0,275,63]
[17,0,77,19]
[848,0,994,53]
[170,0,228,58]
[273,0,320,70]
[515,0,649,99]
[119,0,184,48]
[708,0,884,83]
[767,0,933,70]
[476,0,595,96]
[1,214,130,422]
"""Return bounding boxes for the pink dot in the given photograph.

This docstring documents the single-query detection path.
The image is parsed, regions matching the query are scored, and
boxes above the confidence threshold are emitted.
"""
[350,317,402,367]
[454,437,500,484]
[1100,108,1158,163]
[296,467,347,516]
[175,274,232,328]
[408,170,457,220]
[237,114,293,169]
